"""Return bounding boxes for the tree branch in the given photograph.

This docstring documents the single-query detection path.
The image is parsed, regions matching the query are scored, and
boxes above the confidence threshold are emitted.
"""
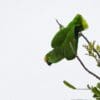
[76,55,100,80]
[69,42,100,80]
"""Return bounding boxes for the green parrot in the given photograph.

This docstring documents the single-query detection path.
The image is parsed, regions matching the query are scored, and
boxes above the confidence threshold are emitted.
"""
[44,14,88,65]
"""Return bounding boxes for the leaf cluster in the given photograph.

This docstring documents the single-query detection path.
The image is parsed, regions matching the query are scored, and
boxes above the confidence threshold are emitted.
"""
[83,41,100,66]
[89,83,100,100]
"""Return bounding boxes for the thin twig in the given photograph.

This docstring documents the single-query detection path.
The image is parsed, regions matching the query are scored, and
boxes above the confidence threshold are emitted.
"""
[55,19,63,28]
[79,32,100,58]
[76,88,89,90]
[69,42,100,80]
[76,55,100,80]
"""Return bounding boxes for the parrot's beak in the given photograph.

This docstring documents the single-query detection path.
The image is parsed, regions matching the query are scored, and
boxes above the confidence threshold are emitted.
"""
[44,55,52,66]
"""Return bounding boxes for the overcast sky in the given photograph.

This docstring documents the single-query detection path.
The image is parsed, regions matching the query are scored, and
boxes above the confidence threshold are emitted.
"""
[0,0,100,100]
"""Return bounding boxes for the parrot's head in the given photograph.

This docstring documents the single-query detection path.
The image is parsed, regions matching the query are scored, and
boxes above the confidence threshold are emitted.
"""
[73,14,88,32]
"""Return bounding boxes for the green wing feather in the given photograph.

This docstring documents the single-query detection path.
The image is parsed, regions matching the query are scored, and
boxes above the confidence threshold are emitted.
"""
[51,28,68,48]
[51,20,75,48]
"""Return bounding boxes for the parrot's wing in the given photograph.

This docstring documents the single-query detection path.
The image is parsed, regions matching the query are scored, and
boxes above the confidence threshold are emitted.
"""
[51,19,75,48]
[63,26,79,60]
[62,17,88,60]
[51,28,68,48]
[44,47,64,65]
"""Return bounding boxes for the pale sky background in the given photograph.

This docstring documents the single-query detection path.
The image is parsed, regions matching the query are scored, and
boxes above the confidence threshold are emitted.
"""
[0,0,100,100]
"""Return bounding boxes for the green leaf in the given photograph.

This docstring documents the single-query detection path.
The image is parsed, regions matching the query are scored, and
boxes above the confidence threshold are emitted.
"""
[97,83,100,89]
[92,87,100,97]
[96,45,100,52]
[63,80,76,90]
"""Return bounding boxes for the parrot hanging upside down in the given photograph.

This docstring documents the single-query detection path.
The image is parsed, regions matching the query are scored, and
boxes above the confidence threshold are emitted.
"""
[44,14,88,65]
